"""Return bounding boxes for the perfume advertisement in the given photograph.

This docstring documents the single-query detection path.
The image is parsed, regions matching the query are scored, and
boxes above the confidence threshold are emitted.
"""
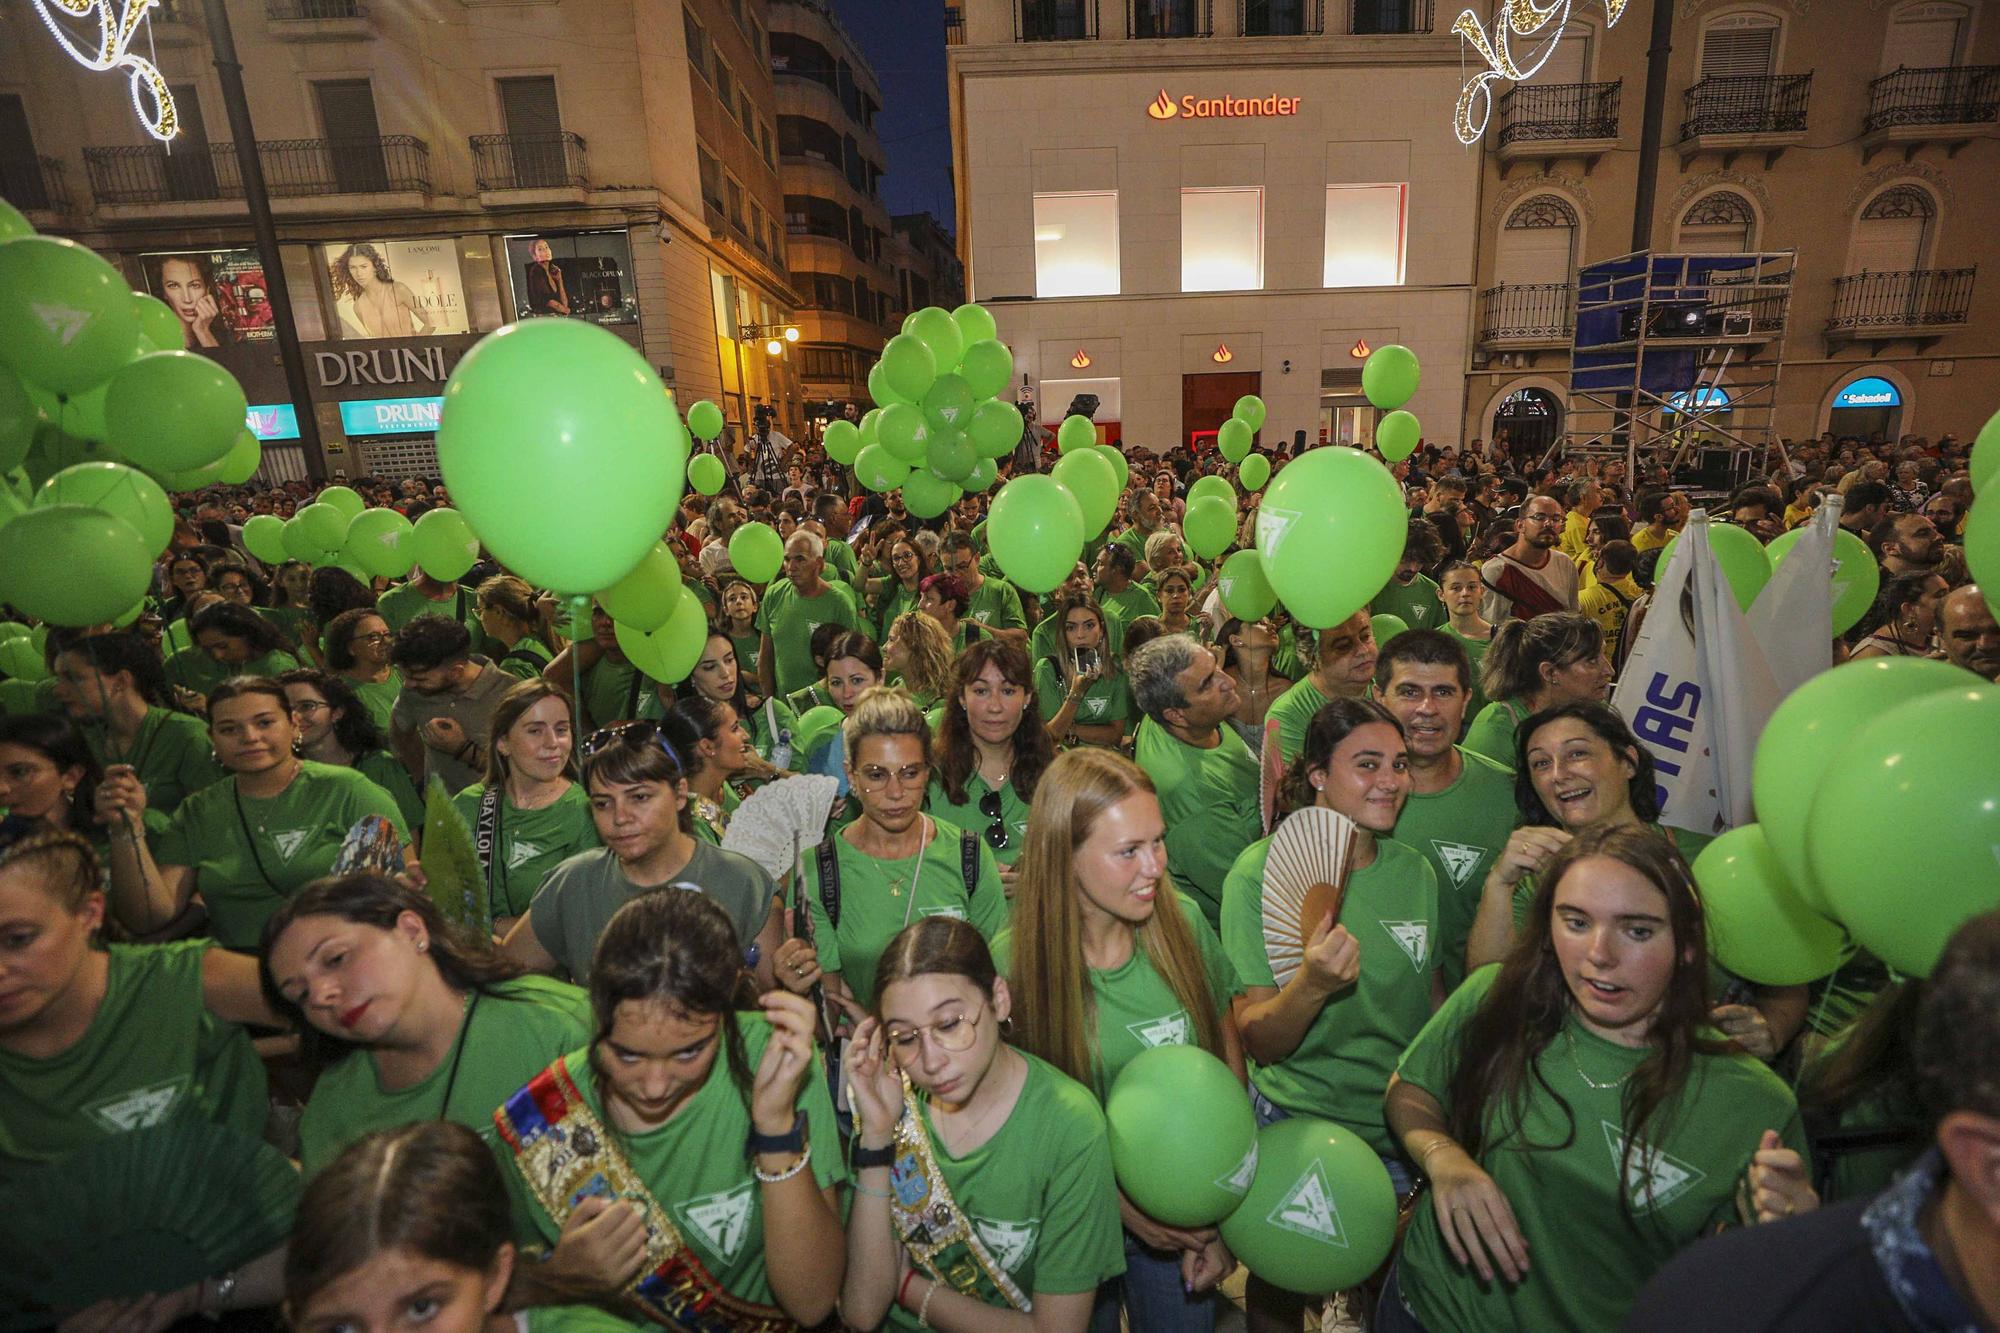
[501,230,638,325]
[320,238,471,340]
[139,248,275,352]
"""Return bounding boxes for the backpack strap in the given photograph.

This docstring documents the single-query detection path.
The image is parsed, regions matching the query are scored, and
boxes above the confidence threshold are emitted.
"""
[814,835,842,931]
[959,828,980,899]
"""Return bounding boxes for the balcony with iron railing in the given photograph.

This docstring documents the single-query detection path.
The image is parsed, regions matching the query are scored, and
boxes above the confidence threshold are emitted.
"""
[1827,267,1976,346]
[1349,0,1432,33]
[946,4,964,43]
[1017,0,1096,38]
[267,0,367,18]
[1240,0,1323,35]
[82,135,431,206]
[1129,0,1210,38]
[470,131,588,192]
[1496,81,1621,170]
[1478,283,1575,350]
[1861,65,2000,159]
[1679,73,1810,164]
[2,155,74,217]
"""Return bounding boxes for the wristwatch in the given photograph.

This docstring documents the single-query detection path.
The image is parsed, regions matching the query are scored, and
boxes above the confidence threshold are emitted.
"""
[746,1111,806,1156]
[852,1140,897,1170]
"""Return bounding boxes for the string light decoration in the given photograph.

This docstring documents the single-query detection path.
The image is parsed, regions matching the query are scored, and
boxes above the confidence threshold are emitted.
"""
[31,0,180,142]
[1451,0,1628,145]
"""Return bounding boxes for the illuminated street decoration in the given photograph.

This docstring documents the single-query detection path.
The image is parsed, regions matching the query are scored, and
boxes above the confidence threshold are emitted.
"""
[1451,0,1627,145]
[31,0,179,142]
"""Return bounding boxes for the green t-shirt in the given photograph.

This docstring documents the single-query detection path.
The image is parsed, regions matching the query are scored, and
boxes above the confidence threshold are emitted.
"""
[527,844,778,985]
[1032,658,1133,736]
[377,580,481,643]
[1441,624,1493,721]
[1263,676,1332,771]
[799,816,1009,1005]
[258,605,315,655]
[0,941,266,1164]
[1029,611,1126,667]
[346,672,402,734]
[1395,965,1808,1333]
[883,1052,1126,1325]
[357,748,425,842]
[874,583,920,644]
[924,772,1030,868]
[728,629,764,683]
[501,1018,847,1310]
[1097,581,1161,628]
[495,637,555,682]
[964,576,1026,633]
[824,537,859,588]
[452,782,601,919]
[83,707,222,821]
[1372,573,1443,632]
[164,647,299,698]
[579,653,643,732]
[1221,836,1439,1153]
[1132,718,1261,928]
[691,783,743,846]
[1273,625,1309,683]
[1461,697,1527,771]
[1110,527,1154,568]
[1391,748,1520,992]
[152,761,409,948]
[298,975,593,1178]
[756,579,863,699]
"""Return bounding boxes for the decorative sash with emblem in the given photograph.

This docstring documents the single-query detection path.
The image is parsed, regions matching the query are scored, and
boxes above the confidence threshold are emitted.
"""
[886,1072,1033,1313]
[494,1060,798,1333]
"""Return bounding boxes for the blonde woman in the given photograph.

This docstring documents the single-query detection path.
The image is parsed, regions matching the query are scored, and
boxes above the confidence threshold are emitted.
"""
[884,609,954,714]
[475,575,555,681]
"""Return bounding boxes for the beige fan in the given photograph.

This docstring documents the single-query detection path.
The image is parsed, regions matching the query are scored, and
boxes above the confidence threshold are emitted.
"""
[1261,806,1360,988]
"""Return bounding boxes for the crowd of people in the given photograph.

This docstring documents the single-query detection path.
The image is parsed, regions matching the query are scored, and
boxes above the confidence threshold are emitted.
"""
[3,420,1998,1333]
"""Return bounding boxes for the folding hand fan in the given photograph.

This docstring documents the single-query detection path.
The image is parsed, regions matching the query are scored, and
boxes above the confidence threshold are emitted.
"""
[1260,805,1360,988]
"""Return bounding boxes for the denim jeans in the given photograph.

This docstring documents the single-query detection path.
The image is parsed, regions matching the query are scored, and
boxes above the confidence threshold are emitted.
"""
[1374,1263,1431,1333]
[1248,1084,1418,1196]
[1087,1230,1216,1333]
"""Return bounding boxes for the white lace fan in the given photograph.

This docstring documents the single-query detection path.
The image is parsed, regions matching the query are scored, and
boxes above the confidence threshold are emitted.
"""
[721,774,842,882]
[1261,805,1360,988]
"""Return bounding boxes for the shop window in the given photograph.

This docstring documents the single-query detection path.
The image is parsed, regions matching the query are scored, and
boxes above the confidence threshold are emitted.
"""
[1323,183,1407,287]
[1034,191,1119,298]
[1181,187,1264,293]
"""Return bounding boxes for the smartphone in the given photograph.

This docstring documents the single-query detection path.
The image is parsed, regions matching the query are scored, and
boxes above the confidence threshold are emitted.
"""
[1073,647,1101,677]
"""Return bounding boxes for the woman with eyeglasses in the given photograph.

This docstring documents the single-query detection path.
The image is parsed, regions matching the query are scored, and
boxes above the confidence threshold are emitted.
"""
[1037,595,1133,751]
[1460,613,1609,772]
[324,606,403,735]
[872,533,932,644]
[801,688,1008,1024]
[51,630,220,824]
[498,720,788,992]
[927,640,1051,890]
[842,916,1126,1331]
[155,551,213,636]
[1002,749,1244,1331]
[658,695,758,845]
[281,669,424,846]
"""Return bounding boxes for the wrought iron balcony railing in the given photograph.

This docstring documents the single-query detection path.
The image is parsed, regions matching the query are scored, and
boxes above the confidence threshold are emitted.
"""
[1828,267,1976,332]
[1129,0,1210,38]
[470,131,588,191]
[1,155,72,213]
[266,0,367,18]
[1681,73,1811,138]
[1498,80,1621,145]
[1864,65,2000,131]
[83,135,430,203]
[1478,283,1575,342]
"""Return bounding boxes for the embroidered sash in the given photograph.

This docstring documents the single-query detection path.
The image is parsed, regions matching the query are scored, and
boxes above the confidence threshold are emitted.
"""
[886,1073,1033,1313]
[495,1061,798,1333]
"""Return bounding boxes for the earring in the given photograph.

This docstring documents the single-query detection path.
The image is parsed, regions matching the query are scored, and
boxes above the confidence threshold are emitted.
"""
[292,736,304,755]
[416,939,429,953]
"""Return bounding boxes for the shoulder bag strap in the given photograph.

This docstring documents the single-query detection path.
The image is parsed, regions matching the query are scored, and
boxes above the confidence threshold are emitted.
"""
[815,835,841,930]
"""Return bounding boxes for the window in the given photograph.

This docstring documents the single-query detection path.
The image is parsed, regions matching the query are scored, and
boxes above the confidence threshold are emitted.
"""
[315,79,388,192]
[1850,184,1936,272]
[725,175,745,227]
[685,10,710,82]
[715,59,735,111]
[739,93,755,132]
[1323,183,1407,287]
[1699,13,1779,79]
[0,95,50,211]
[751,201,770,253]
[698,146,724,211]
[1034,191,1119,297]
[1881,2,1966,71]
[1677,189,1756,251]
[1496,193,1579,286]
[1181,187,1263,292]
[762,123,777,169]
[801,347,850,381]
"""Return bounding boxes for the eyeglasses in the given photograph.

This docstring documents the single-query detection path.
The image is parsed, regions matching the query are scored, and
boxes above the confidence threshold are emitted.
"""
[855,762,929,791]
[883,1003,986,1067]
[291,700,329,717]
[353,631,392,645]
[978,789,1008,851]
[583,720,682,768]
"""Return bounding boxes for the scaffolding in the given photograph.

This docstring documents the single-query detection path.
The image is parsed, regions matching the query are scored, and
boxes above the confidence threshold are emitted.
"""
[1559,250,1796,491]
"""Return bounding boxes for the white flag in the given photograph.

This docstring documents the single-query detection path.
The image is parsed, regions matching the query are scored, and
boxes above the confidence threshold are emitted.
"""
[1748,497,1837,700]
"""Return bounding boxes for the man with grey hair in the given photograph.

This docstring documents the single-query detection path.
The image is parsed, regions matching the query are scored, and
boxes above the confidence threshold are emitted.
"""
[757,528,862,699]
[1130,634,1262,929]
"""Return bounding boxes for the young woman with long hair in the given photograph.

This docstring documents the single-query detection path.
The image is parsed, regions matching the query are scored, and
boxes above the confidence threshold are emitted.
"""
[475,574,555,681]
[264,560,317,663]
[1003,749,1242,1330]
[492,889,847,1324]
[447,679,597,935]
[1035,595,1133,750]
[873,533,934,643]
[1217,616,1292,752]
[884,609,955,714]
[683,630,796,770]
[1460,613,1609,771]
[262,872,592,1177]
[323,605,403,734]
[1152,567,1198,639]
[843,916,1126,1331]
[1378,824,1817,1333]
[800,631,886,782]
[0,713,105,849]
[50,630,220,821]
[659,694,759,844]
[1846,570,1949,660]
[171,601,300,701]
[719,578,766,684]
[280,668,424,843]
[928,640,1054,886]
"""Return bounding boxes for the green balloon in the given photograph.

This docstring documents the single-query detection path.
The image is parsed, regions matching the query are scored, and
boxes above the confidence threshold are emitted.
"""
[1810,687,2000,977]
[1239,454,1271,491]
[0,364,40,471]
[1377,410,1420,463]
[962,456,999,493]
[988,475,1084,595]
[877,403,932,465]
[104,350,245,472]
[151,452,229,494]
[921,373,975,434]
[858,407,883,444]
[295,502,348,553]
[792,703,845,761]
[1218,549,1278,620]
[729,521,785,583]
[688,453,727,496]
[1232,395,1267,432]
[1188,474,1235,508]
[1056,415,1096,455]
[282,514,340,567]
[951,302,998,349]
[0,197,30,242]
[411,507,479,581]
[854,443,911,493]
[1220,1117,1398,1295]
[438,320,685,593]
[1218,418,1252,464]
[1095,444,1128,491]
[1661,524,1772,612]
[216,429,261,485]
[0,620,30,644]
[904,307,964,376]
[1051,449,1117,539]
[822,418,862,465]
[0,635,46,682]
[927,428,975,483]
[131,293,182,352]
[616,588,708,684]
[967,398,1023,459]
[867,360,908,409]
[1370,613,1409,644]
[1106,1045,1257,1227]
[901,469,961,520]
[1255,447,1405,628]
[1965,494,2000,602]
[1971,406,2000,494]
[318,485,365,522]
[688,399,725,441]
[958,339,1013,400]
[598,541,684,632]
[344,507,417,580]
[1184,494,1236,560]
[1361,343,1420,411]
[0,505,153,626]
[35,461,171,555]
[1753,656,1976,909]
[27,381,108,444]
[242,513,287,564]
[0,236,143,395]
[1766,526,1878,636]
[1694,824,1848,986]
[879,333,938,404]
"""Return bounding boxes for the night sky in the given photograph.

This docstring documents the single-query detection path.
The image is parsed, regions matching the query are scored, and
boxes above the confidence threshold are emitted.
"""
[830,0,955,230]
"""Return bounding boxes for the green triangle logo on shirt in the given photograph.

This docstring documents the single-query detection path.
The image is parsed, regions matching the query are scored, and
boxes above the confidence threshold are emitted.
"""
[1215,1141,1259,1195]
[972,1216,1039,1271]
[506,839,543,870]
[1601,1121,1706,1213]
[1430,840,1487,888]
[1381,921,1430,970]
[272,829,310,859]
[1266,1161,1350,1247]
[677,1182,755,1263]
[1126,1010,1191,1048]
[87,1077,188,1132]
[1083,697,1108,719]
[1409,604,1431,623]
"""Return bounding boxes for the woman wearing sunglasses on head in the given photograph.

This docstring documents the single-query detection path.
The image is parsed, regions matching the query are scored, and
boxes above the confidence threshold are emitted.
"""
[927,641,1052,895]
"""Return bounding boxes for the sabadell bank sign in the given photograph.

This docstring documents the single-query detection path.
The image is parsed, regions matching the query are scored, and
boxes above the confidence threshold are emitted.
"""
[1147,89,1301,120]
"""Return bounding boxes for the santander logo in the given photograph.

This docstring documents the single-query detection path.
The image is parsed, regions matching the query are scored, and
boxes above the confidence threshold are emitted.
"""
[1147,89,1179,120]
[1147,90,1302,120]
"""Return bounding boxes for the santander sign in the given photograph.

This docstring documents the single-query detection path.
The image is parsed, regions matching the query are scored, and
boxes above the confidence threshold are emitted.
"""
[1147,89,1301,120]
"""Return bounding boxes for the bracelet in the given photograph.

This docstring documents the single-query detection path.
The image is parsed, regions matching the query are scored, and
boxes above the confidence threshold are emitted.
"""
[199,1269,238,1321]
[751,1142,811,1183]
[917,1279,939,1327]
[1417,1137,1457,1170]
[851,1182,892,1199]
[897,1269,918,1311]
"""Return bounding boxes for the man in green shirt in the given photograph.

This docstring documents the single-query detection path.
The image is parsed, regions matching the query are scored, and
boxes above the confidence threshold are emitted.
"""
[388,615,517,795]
[812,492,860,589]
[1129,634,1260,927]
[377,569,488,651]
[941,531,1028,649]
[1264,609,1378,769]
[757,531,864,700]
[1091,543,1160,628]
[1111,489,1171,578]
[1371,517,1447,631]
[1375,630,1521,991]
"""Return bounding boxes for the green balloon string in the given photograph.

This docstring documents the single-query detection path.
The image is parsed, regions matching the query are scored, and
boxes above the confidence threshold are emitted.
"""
[566,594,592,746]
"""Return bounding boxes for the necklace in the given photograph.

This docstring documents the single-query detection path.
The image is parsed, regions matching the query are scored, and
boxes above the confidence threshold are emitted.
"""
[1564,1028,1634,1091]
[930,1049,1019,1156]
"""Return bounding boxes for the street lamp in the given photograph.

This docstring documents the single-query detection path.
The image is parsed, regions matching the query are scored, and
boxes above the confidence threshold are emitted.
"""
[732,322,800,480]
